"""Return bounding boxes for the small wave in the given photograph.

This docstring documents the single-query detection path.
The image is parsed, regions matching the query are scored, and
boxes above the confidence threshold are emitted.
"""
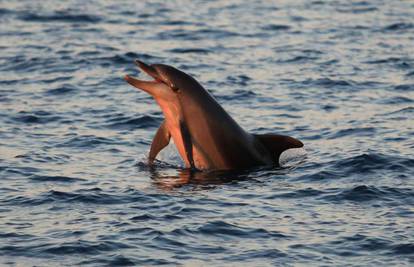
[160,20,197,26]
[103,114,161,130]
[217,89,256,101]
[15,152,70,164]
[41,76,72,84]
[355,80,387,89]
[227,75,251,85]
[322,185,414,203]
[320,59,339,66]
[77,50,101,56]
[335,1,377,14]
[129,214,158,221]
[137,156,183,172]
[302,78,353,88]
[0,96,11,103]
[169,48,211,54]
[6,189,124,206]
[0,232,34,239]
[41,240,131,255]
[96,52,159,66]
[276,113,302,119]
[379,96,413,105]
[365,57,404,64]
[19,11,101,23]
[388,107,414,114]
[394,84,414,91]
[322,104,337,111]
[79,255,174,266]
[358,152,387,165]
[329,127,376,139]
[156,28,239,41]
[390,243,414,255]
[332,153,413,175]
[382,22,414,32]
[1,55,58,72]
[151,235,190,252]
[337,7,378,14]
[29,175,83,183]
[197,221,289,239]
[0,8,14,15]
[265,188,324,199]
[329,185,386,202]
[106,256,136,266]
[293,169,341,181]
[262,24,291,31]
[59,135,122,148]
[222,249,288,261]
[45,84,78,95]
[365,57,412,69]
[278,55,319,63]
[327,234,393,256]
[1,166,41,179]
[88,256,137,266]
[302,49,324,55]
[0,79,22,85]
[156,29,200,41]
[385,107,414,116]
[12,111,63,124]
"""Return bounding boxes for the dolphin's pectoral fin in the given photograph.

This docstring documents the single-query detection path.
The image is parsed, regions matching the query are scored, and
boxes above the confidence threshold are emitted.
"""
[148,121,171,164]
[254,134,303,164]
[179,121,195,169]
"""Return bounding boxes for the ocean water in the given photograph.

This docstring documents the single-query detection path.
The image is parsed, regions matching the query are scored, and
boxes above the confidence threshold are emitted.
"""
[1,0,413,266]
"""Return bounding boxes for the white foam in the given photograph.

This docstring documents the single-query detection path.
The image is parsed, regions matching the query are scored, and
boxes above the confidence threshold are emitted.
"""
[156,141,184,167]
[279,147,307,167]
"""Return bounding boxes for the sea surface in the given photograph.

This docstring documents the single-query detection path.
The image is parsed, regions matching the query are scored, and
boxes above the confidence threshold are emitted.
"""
[1,0,413,266]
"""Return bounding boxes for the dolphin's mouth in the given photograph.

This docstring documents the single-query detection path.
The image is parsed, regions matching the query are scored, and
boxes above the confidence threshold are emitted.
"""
[124,60,162,92]
[134,60,160,81]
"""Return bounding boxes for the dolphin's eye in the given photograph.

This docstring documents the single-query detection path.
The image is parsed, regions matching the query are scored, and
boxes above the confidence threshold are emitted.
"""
[170,83,179,92]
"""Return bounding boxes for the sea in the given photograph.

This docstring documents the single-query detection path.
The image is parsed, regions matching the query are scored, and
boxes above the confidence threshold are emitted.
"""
[0,0,413,266]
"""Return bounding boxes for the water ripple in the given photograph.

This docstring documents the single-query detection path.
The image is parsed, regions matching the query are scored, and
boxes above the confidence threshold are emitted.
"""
[1,1,413,266]
[103,114,162,130]
[19,11,101,23]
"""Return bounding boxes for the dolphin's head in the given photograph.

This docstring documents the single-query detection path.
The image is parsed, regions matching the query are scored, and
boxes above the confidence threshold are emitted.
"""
[124,60,202,102]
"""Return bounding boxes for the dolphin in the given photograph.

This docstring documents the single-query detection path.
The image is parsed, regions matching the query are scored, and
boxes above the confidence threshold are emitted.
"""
[124,60,303,171]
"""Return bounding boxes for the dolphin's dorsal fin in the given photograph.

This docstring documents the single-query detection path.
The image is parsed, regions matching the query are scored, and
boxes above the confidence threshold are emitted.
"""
[148,121,171,164]
[254,134,304,164]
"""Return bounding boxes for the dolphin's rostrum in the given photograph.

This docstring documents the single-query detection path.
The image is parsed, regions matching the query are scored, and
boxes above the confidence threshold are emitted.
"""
[125,60,303,170]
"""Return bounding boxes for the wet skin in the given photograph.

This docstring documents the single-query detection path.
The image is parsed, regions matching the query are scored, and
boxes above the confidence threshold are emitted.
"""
[125,60,303,170]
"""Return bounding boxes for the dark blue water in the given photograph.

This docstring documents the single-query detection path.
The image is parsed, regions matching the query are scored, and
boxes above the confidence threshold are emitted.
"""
[1,0,413,266]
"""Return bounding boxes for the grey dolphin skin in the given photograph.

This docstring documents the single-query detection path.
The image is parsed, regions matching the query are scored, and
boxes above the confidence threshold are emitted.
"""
[124,60,303,170]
